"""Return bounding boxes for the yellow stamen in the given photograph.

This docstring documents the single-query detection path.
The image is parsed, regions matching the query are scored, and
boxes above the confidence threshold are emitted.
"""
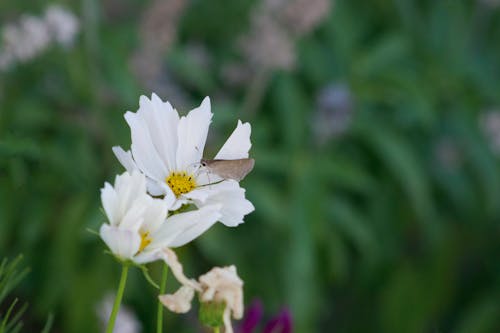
[139,232,152,252]
[165,171,196,197]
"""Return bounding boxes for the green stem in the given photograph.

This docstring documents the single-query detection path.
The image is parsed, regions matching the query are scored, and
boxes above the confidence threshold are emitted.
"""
[156,263,169,333]
[105,264,129,333]
[214,327,220,333]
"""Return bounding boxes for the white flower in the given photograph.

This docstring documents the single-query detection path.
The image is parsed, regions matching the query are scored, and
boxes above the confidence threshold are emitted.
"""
[97,294,141,333]
[3,16,51,62]
[45,5,79,47]
[99,170,222,286]
[113,94,254,227]
[0,5,79,71]
[159,265,244,333]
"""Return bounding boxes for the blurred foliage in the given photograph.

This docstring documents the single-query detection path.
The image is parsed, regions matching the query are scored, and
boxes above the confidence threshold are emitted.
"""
[1,0,500,332]
[0,256,53,333]
[0,256,29,333]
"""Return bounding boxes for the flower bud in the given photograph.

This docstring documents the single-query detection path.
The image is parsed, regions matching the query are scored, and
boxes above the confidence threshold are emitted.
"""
[199,300,226,328]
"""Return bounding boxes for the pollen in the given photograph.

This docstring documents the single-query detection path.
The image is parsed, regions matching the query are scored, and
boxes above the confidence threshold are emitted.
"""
[165,171,197,197]
[139,232,152,253]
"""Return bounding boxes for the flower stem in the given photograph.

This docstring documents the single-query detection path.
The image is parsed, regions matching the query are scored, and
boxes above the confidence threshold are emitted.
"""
[214,327,220,333]
[156,263,169,333]
[105,264,129,333]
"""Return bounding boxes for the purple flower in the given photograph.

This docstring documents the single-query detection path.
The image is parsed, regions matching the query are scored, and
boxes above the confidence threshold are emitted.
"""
[262,309,292,333]
[239,300,264,333]
[238,300,293,333]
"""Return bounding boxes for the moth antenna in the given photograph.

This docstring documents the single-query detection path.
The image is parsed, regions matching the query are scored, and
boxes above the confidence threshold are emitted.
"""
[186,161,203,176]
[207,171,212,190]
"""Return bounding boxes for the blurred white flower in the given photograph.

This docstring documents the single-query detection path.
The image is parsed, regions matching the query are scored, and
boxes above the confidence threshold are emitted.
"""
[160,265,244,333]
[280,0,331,37]
[130,0,189,104]
[0,5,79,71]
[45,5,79,47]
[228,0,331,78]
[113,94,254,227]
[3,16,51,63]
[480,110,500,155]
[240,14,295,71]
[98,294,141,333]
[99,170,221,287]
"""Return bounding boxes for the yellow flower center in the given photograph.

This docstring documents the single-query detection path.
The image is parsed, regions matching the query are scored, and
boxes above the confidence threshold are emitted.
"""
[166,171,196,197]
[139,232,152,252]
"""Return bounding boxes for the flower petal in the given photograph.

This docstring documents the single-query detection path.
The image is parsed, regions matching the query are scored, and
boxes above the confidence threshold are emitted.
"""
[145,178,167,197]
[215,120,251,160]
[138,94,179,172]
[102,171,148,228]
[100,182,117,225]
[99,224,141,260]
[150,204,222,249]
[114,172,148,230]
[186,180,237,203]
[238,300,264,333]
[139,196,169,234]
[176,97,212,170]
[125,110,169,182]
[188,181,254,227]
[112,146,138,173]
[213,189,254,227]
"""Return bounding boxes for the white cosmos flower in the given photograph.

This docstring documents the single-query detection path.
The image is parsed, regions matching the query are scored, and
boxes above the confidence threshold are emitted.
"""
[113,94,254,227]
[99,170,222,286]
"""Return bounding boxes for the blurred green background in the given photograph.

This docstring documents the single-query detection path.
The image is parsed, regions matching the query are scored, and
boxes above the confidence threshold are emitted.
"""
[1,0,500,332]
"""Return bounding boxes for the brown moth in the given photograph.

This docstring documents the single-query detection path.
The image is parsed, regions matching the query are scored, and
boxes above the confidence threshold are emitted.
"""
[200,158,255,181]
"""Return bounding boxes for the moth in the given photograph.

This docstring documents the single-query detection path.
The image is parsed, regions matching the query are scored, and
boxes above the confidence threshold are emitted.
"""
[200,158,255,181]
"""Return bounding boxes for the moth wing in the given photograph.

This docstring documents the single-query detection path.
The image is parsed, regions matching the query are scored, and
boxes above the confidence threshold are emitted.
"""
[208,158,254,181]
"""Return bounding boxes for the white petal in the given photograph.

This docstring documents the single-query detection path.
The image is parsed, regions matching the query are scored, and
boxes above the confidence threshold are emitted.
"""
[100,182,117,225]
[125,111,169,182]
[150,204,222,249]
[115,170,146,207]
[112,146,138,172]
[161,186,177,210]
[176,97,212,170]
[189,181,254,227]
[146,178,166,196]
[106,171,147,228]
[139,196,169,234]
[216,191,254,227]
[117,208,144,232]
[115,172,148,230]
[131,250,159,264]
[170,196,189,211]
[167,215,221,247]
[138,94,179,171]
[186,180,237,203]
[214,120,251,160]
[100,224,141,260]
